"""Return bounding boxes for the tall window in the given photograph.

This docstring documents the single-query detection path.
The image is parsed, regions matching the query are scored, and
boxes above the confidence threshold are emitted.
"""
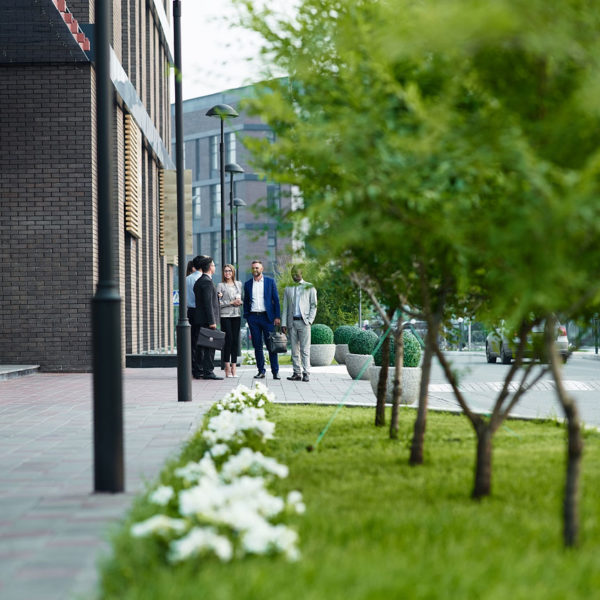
[192,187,201,219]
[211,232,219,264]
[267,184,280,212]
[210,184,221,219]
[195,139,201,180]
[226,132,236,163]
[210,135,218,171]
[268,228,276,248]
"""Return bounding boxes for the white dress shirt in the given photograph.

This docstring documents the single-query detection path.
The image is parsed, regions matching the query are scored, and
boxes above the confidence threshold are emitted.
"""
[251,277,266,312]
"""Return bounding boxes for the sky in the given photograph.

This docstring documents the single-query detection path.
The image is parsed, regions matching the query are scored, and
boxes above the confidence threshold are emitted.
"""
[178,1,277,100]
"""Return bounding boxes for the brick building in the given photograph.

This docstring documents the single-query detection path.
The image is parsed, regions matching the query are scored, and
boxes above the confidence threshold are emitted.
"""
[0,0,177,371]
[176,85,293,284]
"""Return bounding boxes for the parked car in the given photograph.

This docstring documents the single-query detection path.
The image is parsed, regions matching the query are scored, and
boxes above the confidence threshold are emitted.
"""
[485,322,569,364]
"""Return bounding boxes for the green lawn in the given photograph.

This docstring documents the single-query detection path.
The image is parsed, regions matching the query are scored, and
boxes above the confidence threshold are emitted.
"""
[98,405,600,599]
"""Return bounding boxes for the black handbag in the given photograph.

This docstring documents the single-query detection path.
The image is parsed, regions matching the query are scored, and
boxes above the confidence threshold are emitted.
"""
[197,327,226,350]
[266,329,288,353]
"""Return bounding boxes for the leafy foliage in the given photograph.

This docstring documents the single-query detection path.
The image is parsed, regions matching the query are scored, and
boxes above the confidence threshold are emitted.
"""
[310,323,334,345]
[333,325,359,345]
[374,331,422,367]
[348,329,378,355]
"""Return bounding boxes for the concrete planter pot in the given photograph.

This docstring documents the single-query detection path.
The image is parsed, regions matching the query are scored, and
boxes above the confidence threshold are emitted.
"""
[345,353,373,380]
[368,366,422,405]
[334,344,349,364]
[310,344,336,367]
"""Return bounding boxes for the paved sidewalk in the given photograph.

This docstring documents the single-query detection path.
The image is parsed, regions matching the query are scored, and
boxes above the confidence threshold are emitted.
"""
[0,363,374,600]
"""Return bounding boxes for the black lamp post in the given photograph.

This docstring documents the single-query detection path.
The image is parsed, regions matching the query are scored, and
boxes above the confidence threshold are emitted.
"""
[233,197,246,272]
[173,0,192,402]
[92,0,124,492]
[224,162,244,264]
[206,104,238,273]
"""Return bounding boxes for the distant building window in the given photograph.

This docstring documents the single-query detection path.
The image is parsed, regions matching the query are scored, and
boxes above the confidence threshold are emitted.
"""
[193,187,201,219]
[210,136,218,171]
[226,132,236,163]
[195,139,201,180]
[195,233,202,255]
[267,184,280,212]
[211,232,219,265]
[211,184,221,219]
[268,229,276,248]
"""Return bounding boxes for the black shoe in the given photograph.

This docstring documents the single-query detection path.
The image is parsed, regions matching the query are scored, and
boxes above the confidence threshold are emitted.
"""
[272,373,281,380]
[287,374,302,381]
[254,372,266,379]
[192,373,204,380]
[203,373,224,380]
[302,373,310,382]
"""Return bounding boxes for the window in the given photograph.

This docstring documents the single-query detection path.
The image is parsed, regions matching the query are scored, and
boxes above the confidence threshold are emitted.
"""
[268,228,276,248]
[210,135,218,171]
[195,139,201,180]
[267,184,280,212]
[226,132,236,163]
[192,187,201,219]
[210,184,221,219]
[195,233,202,255]
[211,232,219,265]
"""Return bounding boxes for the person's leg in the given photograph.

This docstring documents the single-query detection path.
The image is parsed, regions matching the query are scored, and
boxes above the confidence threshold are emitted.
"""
[230,317,241,376]
[248,315,265,374]
[203,346,215,375]
[262,315,279,376]
[290,321,302,375]
[188,309,202,378]
[221,318,233,376]
[299,322,311,376]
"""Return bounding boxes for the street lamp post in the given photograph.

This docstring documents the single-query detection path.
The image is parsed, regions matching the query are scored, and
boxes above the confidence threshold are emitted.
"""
[92,0,124,492]
[233,197,246,271]
[206,104,238,273]
[173,0,191,402]
[225,162,244,264]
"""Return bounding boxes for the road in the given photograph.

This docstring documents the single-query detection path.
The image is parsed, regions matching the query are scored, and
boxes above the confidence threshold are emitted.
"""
[428,352,600,426]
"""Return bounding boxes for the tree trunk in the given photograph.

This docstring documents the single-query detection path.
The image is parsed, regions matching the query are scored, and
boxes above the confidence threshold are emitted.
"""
[545,317,583,547]
[563,401,583,547]
[389,329,404,439]
[375,333,390,427]
[409,322,436,465]
[472,425,493,499]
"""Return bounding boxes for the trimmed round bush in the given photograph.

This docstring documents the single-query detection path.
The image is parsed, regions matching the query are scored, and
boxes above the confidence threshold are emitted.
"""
[311,324,334,345]
[374,331,422,367]
[348,329,378,355]
[334,325,358,345]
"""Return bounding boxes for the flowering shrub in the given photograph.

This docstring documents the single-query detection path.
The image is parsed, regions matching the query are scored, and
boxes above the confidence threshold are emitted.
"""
[129,382,304,564]
[242,350,270,366]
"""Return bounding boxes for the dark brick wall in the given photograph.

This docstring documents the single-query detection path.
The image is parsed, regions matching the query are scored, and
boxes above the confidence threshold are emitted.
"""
[0,63,95,371]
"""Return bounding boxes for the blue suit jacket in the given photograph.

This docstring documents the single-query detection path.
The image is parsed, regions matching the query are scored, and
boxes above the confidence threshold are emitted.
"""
[243,276,281,323]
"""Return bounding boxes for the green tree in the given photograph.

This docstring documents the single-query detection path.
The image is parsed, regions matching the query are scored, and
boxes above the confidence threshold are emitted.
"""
[234,0,600,546]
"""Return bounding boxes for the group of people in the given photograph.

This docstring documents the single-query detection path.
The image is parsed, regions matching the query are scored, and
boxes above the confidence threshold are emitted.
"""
[185,256,317,382]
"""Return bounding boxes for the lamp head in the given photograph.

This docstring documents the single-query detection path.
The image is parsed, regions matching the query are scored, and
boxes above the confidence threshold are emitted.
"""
[206,104,239,119]
[233,198,247,207]
[225,162,244,174]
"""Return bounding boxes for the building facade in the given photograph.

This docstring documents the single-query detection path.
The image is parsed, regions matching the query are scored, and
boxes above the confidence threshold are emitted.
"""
[0,0,176,371]
[176,85,292,284]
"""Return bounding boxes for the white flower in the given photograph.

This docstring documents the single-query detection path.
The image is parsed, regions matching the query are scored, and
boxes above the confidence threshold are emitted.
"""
[221,447,288,481]
[203,407,275,446]
[131,515,187,538]
[209,443,230,458]
[149,485,174,506]
[242,521,300,561]
[174,455,219,484]
[287,490,306,515]
[168,526,233,563]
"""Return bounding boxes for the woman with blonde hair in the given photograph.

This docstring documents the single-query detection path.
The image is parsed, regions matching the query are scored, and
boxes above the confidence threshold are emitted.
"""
[217,264,243,377]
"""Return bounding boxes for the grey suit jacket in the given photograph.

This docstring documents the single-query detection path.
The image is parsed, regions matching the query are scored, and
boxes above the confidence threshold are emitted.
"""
[281,281,317,327]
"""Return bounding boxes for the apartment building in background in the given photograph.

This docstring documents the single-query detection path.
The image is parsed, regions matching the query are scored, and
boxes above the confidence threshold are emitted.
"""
[0,0,179,371]
[174,84,292,284]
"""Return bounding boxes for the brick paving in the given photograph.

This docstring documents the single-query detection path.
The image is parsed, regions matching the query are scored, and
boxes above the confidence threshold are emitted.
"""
[0,363,375,600]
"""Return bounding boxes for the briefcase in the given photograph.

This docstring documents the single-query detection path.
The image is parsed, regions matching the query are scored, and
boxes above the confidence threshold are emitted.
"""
[266,330,288,354]
[197,327,226,350]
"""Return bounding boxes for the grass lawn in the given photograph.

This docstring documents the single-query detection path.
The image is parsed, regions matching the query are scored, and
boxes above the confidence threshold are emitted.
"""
[98,405,600,599]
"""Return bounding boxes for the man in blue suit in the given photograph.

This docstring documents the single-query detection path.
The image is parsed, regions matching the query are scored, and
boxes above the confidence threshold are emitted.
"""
[243,260,281,379]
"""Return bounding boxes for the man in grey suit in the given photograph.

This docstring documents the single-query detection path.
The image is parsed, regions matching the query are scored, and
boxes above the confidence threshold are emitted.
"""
[281,265,317,382]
